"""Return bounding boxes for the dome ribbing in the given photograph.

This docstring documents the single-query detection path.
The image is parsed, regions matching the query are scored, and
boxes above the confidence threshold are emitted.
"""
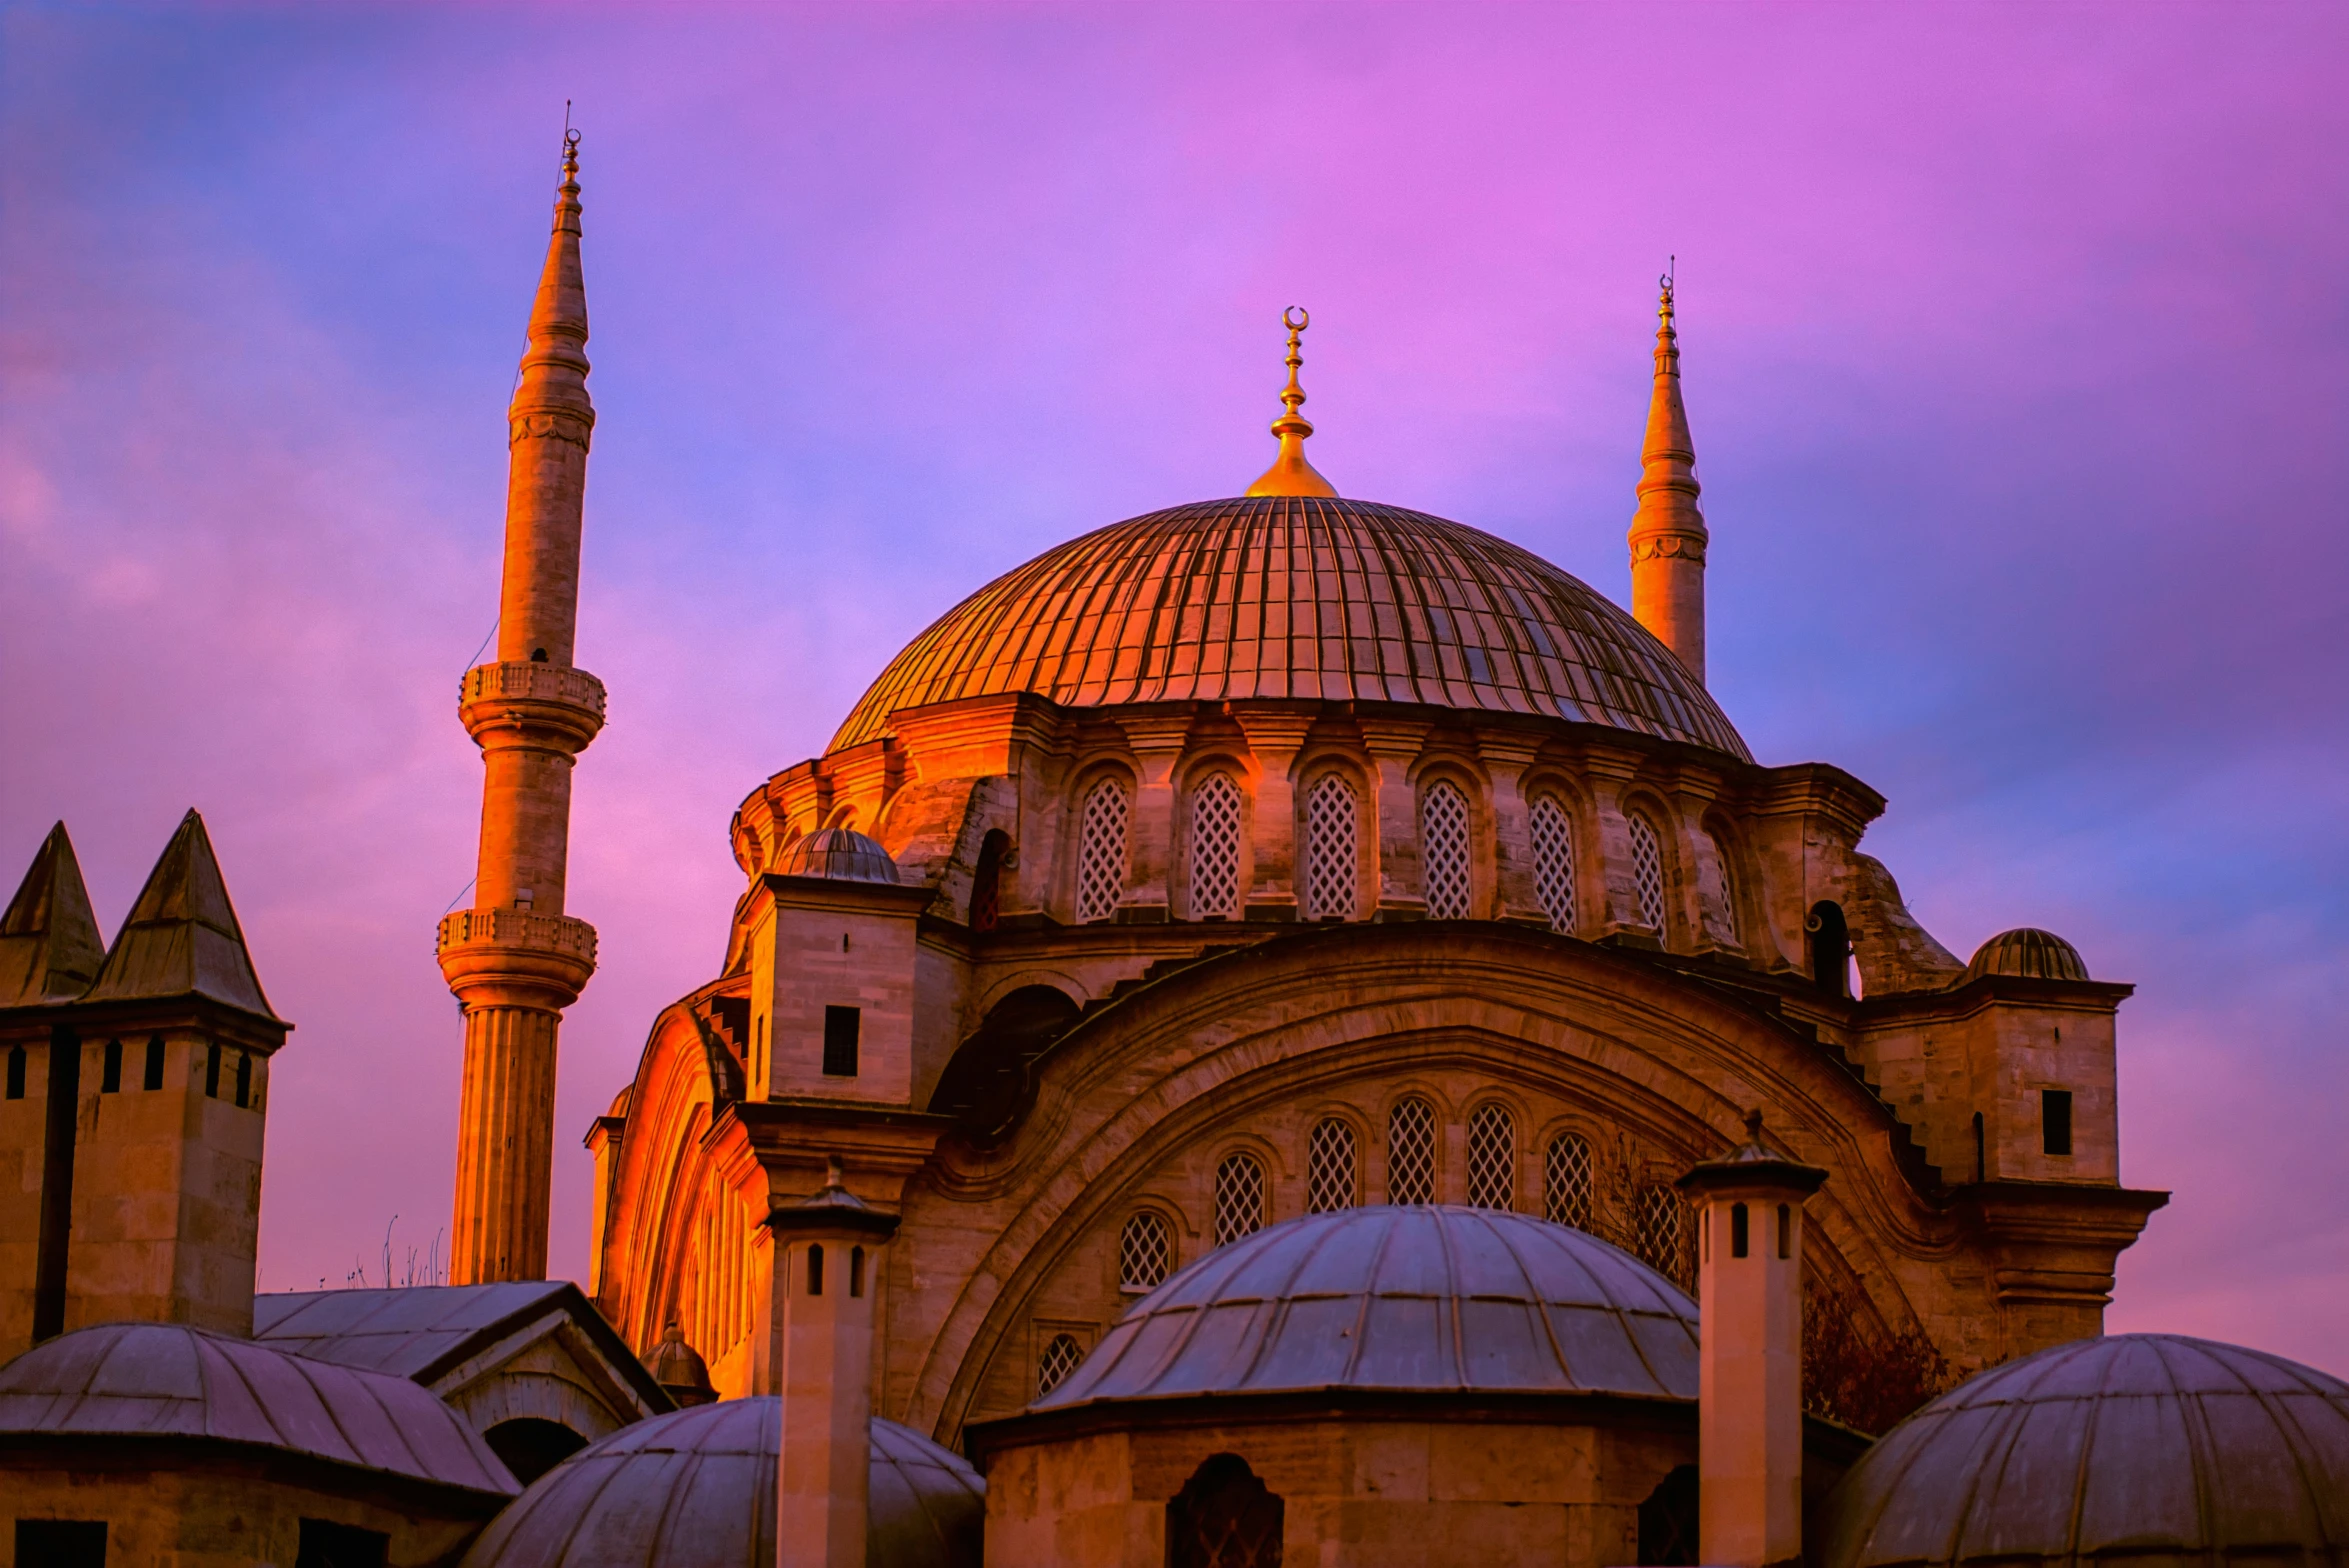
[831,497,1748,759]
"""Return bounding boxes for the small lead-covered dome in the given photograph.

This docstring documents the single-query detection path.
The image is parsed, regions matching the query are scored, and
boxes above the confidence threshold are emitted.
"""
[776,828,900,885]
[460,1398,983,1568]
[1037,1205,1699,1410]
[1965,927,2090,983]
[1816,1333,2349,1568]
[639,1321,715,1408]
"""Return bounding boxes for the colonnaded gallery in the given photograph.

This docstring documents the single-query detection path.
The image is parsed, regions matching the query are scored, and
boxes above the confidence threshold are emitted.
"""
[4,137,2346,1568]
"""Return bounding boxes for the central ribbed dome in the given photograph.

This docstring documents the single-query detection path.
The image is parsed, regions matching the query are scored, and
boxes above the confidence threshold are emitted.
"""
[831,497,1748,758]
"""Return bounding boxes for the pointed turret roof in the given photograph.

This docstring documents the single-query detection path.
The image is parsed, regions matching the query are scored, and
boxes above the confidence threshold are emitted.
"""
[0,823,107,1008]
[82,810,280,1022]
[511,130,593,435]
[1628,273,1706,546]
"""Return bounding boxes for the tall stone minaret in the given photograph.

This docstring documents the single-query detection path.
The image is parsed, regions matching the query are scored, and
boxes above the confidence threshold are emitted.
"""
[1628,272,1709,684]
[437,131,605,1285]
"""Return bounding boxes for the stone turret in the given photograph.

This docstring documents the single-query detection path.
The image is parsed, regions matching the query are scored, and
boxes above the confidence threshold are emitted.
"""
[1628,272,1709,684]
[0,814,289,1356]
[439,131,605,1285]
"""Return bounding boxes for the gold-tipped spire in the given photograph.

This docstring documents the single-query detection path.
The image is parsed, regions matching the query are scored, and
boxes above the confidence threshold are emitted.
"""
[1627,262,1709,684]
[1245,306,1339,498]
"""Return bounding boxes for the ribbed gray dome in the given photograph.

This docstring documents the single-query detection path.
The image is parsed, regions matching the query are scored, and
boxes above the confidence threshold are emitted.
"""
[460,1399,981,1568]
[1965,927,2090,983]
[1816,1333,2349,1568]
[1035,1205,1699,1411]
[777,828,901,885]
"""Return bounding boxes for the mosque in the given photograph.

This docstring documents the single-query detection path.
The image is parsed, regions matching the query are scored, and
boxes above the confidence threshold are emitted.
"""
[3,136,2346,1568]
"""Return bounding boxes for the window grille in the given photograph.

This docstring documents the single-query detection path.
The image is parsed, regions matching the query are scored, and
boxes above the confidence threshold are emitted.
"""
[1190,774,1243,918]
[1636,1184,1688,1288]
[1466,1104,1515,1209]
[1421,781,1472,918]
[1387,1098,1436,1204]
[1119,1211,1171,1291]
[1544,1133,1595,1229]
[1530,796,1576,933]
[1074,779,1130,923]
[1037,1332,1084,1396]
[1214,1154,1266,1246]
[1306,1119,1357,1212]
[1303,774,1359,921]
[1628,813,1666,931]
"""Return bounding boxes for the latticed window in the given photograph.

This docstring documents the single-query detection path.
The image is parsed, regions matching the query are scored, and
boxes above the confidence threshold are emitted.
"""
[1306,1119,1357,1212]
[1628,813,1666,931]
[1214,1154,1266,1246]
[1466,1104,1515,1209]
[1303,774,1359,921]
[1190,773,1243,918]
[1119,1210,1171,1291]
[1037,1332,1084,1396]
[1530,796,1576,933]
[1545,1133,1595,1229]
[1073,778,1130,924]
[1702,834,1738,942]
[1636,1184,1687,1286]
[1387,1098,1436,1204]
[1421,780,1471,919]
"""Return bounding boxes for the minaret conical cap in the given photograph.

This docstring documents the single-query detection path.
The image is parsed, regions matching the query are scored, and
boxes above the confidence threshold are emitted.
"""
[1245,306,1338,498]
[1629,270,1704,543]
[512,131,592,429]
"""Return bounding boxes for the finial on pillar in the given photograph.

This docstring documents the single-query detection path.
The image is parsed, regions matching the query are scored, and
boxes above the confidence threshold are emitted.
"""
[1628,262,1710,684]
[1245,306,1339,498]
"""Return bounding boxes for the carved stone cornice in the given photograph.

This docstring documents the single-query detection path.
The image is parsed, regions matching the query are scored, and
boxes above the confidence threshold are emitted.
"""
[436,907,598,1010]
[458,661,607,752]
[1629,533,1708,565]
[508,406,595,451]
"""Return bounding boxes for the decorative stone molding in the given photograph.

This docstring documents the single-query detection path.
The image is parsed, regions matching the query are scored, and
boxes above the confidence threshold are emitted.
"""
[458,661,607,751]
[436,907,598,1010]
[509,407,595,451]
[1629,534,1708,565]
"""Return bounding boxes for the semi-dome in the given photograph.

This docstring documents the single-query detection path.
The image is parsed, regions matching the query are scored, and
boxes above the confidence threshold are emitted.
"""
[830,496,1749,759]
[1964,927,2090,983]
[1035,1205,1700,1411]
[1816,1333,2349,1568]
[460,1398,983,1568]
[775,827,901,884]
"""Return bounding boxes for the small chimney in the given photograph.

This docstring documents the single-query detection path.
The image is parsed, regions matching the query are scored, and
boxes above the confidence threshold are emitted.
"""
[1676,1110,1827,1568]
[766,1158,898,1568]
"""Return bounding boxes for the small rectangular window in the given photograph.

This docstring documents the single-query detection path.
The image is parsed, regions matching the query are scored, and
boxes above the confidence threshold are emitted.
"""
[205,1041,222,1099]
[144,1036,165,1092]
[8,1043,28,1099]
[822,1006,860,1078]
[296,1517,388,1568]
[807,1244,825,1297]
[234,1051,253,1109]
[101,1038,122,1093]
[1730,1201,1749,1258]
[16,1520,108,1567]
[1777,1203,1792,1259]
[2042,1089,2073,1157]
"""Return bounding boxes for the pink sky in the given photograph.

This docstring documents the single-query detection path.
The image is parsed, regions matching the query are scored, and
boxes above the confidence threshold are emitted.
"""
[3,5,2344,1370]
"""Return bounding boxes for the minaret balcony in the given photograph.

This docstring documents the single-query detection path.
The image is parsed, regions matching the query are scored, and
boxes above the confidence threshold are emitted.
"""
[436,906,598,1008]
[458,661,607,751]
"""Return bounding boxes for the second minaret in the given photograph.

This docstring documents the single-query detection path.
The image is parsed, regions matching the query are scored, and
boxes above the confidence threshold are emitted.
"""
[437,132,605,1284]
[1628,274,1710,684]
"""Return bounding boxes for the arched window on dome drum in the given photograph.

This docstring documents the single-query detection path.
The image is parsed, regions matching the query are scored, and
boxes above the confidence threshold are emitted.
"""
[1530,796,1576,933]
[1214,1154,1266,1247]
[1387,1098,1436,1205]
[1303,773,1359,921]
[1808,900,1852,1000]
[1628,812,1666,932]
[1545,1133,1594,1229]
[1636,1185,1688,1289]
[1421,780,1472,918]
[1073,779,1129,924]
[1306,1119,1357,1213]
[1119,1211,1171,1292]
[1466,1104,1515,1209]
[1036,1332,1083,1397]
[1189,773,1242,919]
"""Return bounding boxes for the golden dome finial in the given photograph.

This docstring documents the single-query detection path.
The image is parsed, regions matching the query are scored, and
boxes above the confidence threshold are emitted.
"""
[1246,305,1338,498]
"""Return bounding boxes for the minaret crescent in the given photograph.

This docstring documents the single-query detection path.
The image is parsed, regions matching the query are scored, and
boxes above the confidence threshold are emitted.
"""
[1627,268,1710,684]
[437,131,607,1285]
